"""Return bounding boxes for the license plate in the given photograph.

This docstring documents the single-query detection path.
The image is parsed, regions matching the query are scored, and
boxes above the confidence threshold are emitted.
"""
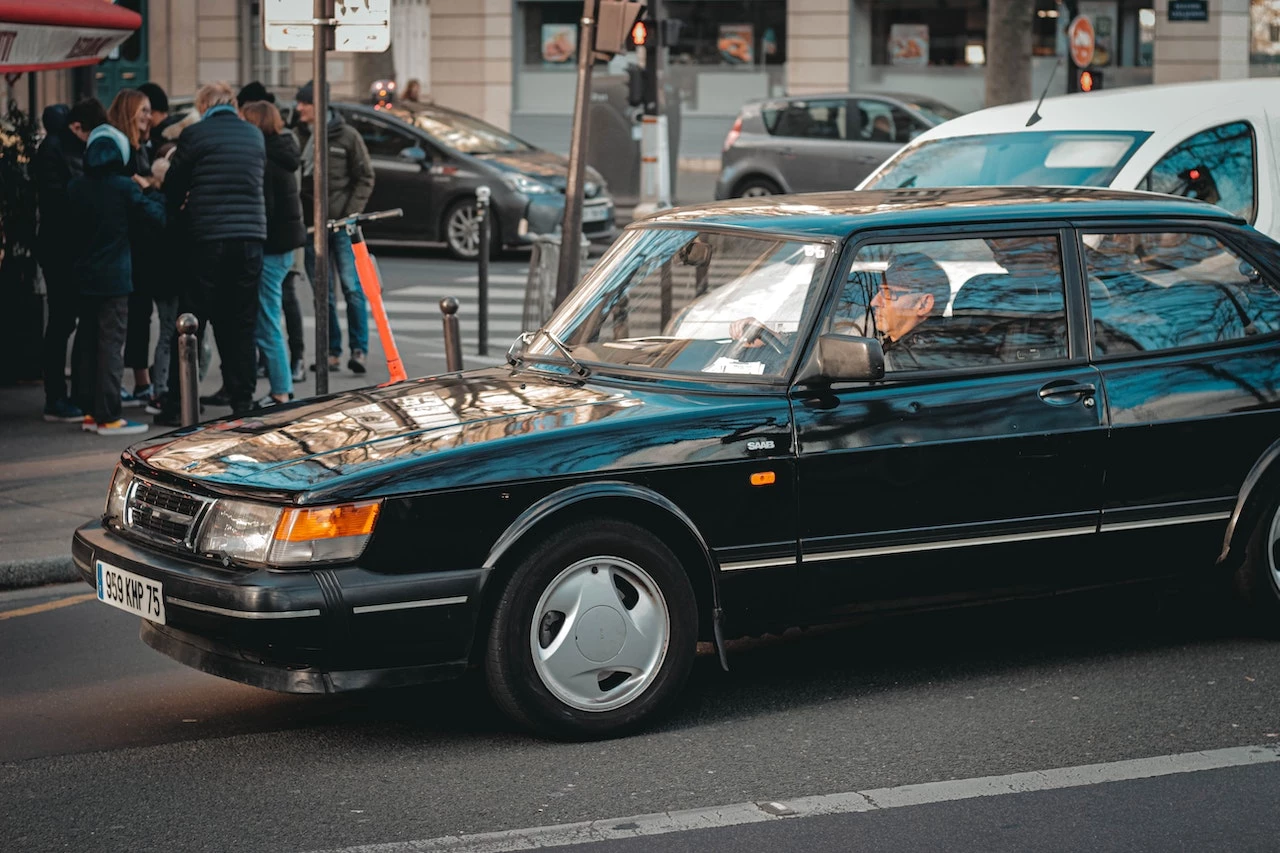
[96,560,166,625]
[582,204,611,223]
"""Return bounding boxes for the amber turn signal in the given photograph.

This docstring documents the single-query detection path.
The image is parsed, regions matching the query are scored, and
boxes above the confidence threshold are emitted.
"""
[750,471,776,486]
[274,501,381,542]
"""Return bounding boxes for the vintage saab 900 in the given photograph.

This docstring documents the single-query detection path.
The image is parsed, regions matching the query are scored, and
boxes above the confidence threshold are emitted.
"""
[75,187,1280,738]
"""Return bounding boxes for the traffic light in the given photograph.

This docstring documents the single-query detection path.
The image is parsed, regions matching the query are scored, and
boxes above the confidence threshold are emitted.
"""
[626,64,645,107]
[1078,68,1103,92]
[631,19,648,47]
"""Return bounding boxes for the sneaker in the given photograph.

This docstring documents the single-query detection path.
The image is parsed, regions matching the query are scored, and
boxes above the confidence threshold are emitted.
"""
[144,396,164,416]
[291,359,306,382]
[121,384,152,408]
[348,350,367,374]
[43,398,84,423]
[81,415,98,433]
[199,388,231,406]
[310,355,341,372]
[94,419,149,436]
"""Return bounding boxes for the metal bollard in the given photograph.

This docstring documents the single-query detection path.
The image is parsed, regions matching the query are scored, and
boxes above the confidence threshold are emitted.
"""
[177,313,200,427]
[476,186,491,357]
[440,297,464,373]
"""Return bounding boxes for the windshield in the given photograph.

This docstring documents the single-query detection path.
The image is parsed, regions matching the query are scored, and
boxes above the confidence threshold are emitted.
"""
[902,98,963,124]
[529,227,835,380]
[864,130,1150,190]
[408,110,533,154]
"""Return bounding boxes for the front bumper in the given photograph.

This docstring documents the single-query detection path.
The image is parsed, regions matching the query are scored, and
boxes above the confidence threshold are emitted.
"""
[73,520,490,693]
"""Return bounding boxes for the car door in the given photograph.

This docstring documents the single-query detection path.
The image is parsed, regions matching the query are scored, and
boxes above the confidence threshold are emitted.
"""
[788,227,1108,618]
[1082,223,1280,576]
[848,99,920,186]
[340,109,434,241]
[761,97,859,192]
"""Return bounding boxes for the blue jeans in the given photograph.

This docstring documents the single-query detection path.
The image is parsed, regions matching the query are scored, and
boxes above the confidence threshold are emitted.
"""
[256,252,294,398]
[304,229,367,357]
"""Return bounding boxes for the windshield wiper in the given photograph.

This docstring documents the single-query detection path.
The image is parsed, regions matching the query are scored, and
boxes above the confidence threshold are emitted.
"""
[896,175,917,188]
[529,328,590,378]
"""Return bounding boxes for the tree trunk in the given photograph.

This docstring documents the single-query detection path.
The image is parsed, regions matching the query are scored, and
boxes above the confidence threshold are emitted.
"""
[984,0,1034,108]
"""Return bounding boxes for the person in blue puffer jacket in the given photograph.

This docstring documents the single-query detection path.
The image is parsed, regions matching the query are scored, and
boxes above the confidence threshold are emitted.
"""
[67,123,167,436]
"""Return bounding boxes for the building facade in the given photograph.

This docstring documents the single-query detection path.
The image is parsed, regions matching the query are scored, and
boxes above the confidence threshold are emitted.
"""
[17,0,1273,161]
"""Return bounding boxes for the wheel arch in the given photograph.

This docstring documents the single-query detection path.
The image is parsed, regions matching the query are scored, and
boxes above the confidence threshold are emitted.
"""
[480,481,729,670]
[1218,436,1280,566]
[732,171,786,198]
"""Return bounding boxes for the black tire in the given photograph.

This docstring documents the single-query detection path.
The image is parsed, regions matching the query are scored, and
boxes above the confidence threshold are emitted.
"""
[485,519,698,739]
[1234,496,1280,635]
[442,198,501,261]
[734,176,783,198]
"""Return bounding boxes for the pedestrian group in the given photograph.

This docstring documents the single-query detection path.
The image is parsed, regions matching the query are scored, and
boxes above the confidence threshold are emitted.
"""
[34,79,376,435]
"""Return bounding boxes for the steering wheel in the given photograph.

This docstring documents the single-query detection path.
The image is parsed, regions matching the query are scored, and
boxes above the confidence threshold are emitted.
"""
[732,319,787,356]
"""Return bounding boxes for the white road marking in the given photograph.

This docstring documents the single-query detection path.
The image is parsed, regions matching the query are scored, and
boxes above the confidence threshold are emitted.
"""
[309,744,1280,853]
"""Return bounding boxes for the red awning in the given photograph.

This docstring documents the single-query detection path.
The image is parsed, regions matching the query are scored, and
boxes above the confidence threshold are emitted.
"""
[0,0,142,74]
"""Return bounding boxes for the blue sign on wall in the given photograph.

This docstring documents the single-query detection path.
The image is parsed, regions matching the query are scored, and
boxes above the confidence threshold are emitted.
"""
[1168,0,1209,22]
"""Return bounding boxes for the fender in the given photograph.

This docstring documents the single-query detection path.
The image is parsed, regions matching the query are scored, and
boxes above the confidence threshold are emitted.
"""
[484,480,730,671]
[1218,436,1280,564]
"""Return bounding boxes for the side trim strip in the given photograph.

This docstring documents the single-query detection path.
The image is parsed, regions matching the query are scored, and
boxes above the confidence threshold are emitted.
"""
[167,597,321,620]
[351,596,469,615]
[1100,511,1231,533]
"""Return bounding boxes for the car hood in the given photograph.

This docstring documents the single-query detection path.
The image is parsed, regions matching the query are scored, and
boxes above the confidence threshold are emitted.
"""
[475,150,605,195]
[125,368,776,502]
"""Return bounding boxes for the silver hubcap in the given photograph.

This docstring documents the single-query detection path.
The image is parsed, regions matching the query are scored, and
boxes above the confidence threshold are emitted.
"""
[448,206,479,256]
[530,555,670,713]
[741,184,773,197]
[1267,509,1280,591]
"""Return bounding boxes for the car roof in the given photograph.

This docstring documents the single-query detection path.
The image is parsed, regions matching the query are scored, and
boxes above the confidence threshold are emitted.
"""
[639,186,1242,240]
[919,79,1280,140]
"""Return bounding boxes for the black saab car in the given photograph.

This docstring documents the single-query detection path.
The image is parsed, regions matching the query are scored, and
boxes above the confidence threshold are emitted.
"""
[75,187,1280,738]
[327,102,615,259]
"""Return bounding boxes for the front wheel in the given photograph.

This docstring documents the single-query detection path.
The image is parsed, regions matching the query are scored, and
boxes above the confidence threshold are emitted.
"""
[485,519,698,739]
[443,199,500,260]
[1235,497,1280,634]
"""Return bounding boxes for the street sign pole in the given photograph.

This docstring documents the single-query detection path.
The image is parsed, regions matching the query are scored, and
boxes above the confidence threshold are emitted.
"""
[555,0,599,308]
[312,0,332,395]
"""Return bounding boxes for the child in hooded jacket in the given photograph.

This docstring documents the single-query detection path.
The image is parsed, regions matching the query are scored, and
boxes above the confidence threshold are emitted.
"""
[67,123,167,435]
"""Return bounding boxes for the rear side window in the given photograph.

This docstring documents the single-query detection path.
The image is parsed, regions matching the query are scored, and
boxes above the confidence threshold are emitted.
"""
[854,99,923,144]
[1083,230,1280,356]
[1139,122,1256,221]
[827,234,1069,372]
[762,99,848,140]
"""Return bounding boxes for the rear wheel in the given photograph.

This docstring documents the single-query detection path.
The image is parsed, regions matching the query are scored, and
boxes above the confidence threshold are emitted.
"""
[485,519,697,739]
[735,176,782,198]
[1234,497,1280,634]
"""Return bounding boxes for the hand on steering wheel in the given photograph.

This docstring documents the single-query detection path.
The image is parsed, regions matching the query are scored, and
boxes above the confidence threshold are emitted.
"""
[729,317,786,355]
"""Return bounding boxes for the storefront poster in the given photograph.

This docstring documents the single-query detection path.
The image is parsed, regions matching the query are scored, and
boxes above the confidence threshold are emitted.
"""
[889,24,929,66]
[718,24,753,65]
[1077,1,1116,65]
[541,24,576,64]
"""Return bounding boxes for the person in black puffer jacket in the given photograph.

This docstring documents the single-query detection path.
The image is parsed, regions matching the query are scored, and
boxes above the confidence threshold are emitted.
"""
[155,81,267,421]
[242,99,305,406]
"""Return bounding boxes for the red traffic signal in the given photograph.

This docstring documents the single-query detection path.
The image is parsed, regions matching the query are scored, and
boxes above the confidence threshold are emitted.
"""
[631,20,647,46]
[1078,69,1103,92]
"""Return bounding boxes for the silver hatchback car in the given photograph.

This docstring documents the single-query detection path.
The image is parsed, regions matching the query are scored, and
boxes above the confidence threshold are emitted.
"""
[715,92,962,199]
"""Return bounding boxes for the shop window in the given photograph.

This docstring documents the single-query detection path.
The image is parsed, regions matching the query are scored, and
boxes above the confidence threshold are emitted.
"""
[1139,122,1256,222]
[521,1,584,70]
[661,1,787,67]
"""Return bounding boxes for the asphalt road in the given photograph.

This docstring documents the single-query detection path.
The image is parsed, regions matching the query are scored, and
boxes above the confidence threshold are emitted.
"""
[4,579,1280,852]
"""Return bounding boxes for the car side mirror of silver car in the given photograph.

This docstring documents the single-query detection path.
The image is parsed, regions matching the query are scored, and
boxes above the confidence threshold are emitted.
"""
[399,146,428,162]
[795,333,886,385]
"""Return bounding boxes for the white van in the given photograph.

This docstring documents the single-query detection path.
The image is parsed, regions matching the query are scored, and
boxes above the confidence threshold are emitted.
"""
[858,79,1280,240]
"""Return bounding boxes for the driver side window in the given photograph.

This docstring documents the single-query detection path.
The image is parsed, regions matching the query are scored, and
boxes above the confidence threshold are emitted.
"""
[345,112,419,159]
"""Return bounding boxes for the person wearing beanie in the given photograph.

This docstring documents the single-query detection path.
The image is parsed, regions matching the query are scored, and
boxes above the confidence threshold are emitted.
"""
[137,81,186,156]
[66,123,166,435]
[237,80,275,107]
[294,78,375,373]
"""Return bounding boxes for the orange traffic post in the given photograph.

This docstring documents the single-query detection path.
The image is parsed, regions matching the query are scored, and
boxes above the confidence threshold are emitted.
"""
[347,225,407,384]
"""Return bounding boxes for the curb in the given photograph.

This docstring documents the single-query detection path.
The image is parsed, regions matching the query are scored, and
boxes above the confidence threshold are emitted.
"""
[0,555,80,592]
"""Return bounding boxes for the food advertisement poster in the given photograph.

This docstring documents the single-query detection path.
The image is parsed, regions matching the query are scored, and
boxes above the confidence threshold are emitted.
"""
[1078,1,1116,65]
[718,24,754,65]
[541,24,577,64]
[889,24,929,66]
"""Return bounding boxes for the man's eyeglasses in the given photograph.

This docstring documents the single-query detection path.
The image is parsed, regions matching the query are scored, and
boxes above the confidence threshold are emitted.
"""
[875,282,916,303]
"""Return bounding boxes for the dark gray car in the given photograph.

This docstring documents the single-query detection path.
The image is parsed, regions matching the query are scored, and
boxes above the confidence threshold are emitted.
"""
[714,92,962,199]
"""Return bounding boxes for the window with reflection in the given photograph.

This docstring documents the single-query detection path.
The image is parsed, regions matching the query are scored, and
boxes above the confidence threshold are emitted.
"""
[1139,122,1256,221]
[763,99,848,140]
[1084,230,1280,355]
[537,227,833,378]
[827,235,1069,371]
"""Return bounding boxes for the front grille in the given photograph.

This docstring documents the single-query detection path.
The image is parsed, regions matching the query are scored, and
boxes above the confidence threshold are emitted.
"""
[126,479,209,548]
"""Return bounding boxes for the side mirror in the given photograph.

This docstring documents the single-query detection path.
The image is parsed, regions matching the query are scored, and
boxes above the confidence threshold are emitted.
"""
[796,333,885,384]
[399,145,428,162]
[1240,260,1262,282]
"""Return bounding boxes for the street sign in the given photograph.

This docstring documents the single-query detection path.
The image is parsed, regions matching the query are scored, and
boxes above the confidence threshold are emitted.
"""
[1067,15,1095,69]
[1168,0,1209,22]
[263,0,390,53]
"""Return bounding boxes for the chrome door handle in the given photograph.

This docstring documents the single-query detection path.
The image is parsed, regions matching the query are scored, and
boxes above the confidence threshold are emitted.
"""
[1038,382,1097,404]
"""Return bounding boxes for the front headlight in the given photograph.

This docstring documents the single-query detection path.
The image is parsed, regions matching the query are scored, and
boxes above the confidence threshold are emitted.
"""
[501,173,555,195]
[196,498,381,567]
[104,465,135,526]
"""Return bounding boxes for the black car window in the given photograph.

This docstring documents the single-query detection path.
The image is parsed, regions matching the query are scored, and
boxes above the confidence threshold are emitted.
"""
[829,235,1069,372]
[1138,122,1256,222]
[762,99,848,140]
[344,112,418,158]
[854,99,919,144]
[1083,230,1280,356]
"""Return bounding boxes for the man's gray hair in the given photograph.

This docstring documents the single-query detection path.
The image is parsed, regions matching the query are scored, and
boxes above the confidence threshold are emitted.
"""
[195,81,236,114]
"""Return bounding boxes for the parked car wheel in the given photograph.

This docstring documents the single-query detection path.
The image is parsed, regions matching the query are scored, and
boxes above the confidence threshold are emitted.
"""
[485,519,698,739]
[1234,495,1280,634]
[735,176,783,198]
[443,199,500,260]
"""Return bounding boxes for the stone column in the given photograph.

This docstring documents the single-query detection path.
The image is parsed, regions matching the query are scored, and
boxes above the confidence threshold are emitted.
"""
[1153,0,1250,84]
[788,0,852,95]
[429,0,513,129]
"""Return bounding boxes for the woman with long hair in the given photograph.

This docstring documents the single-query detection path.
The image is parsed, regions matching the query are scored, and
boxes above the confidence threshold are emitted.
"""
[241,100,305,406]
